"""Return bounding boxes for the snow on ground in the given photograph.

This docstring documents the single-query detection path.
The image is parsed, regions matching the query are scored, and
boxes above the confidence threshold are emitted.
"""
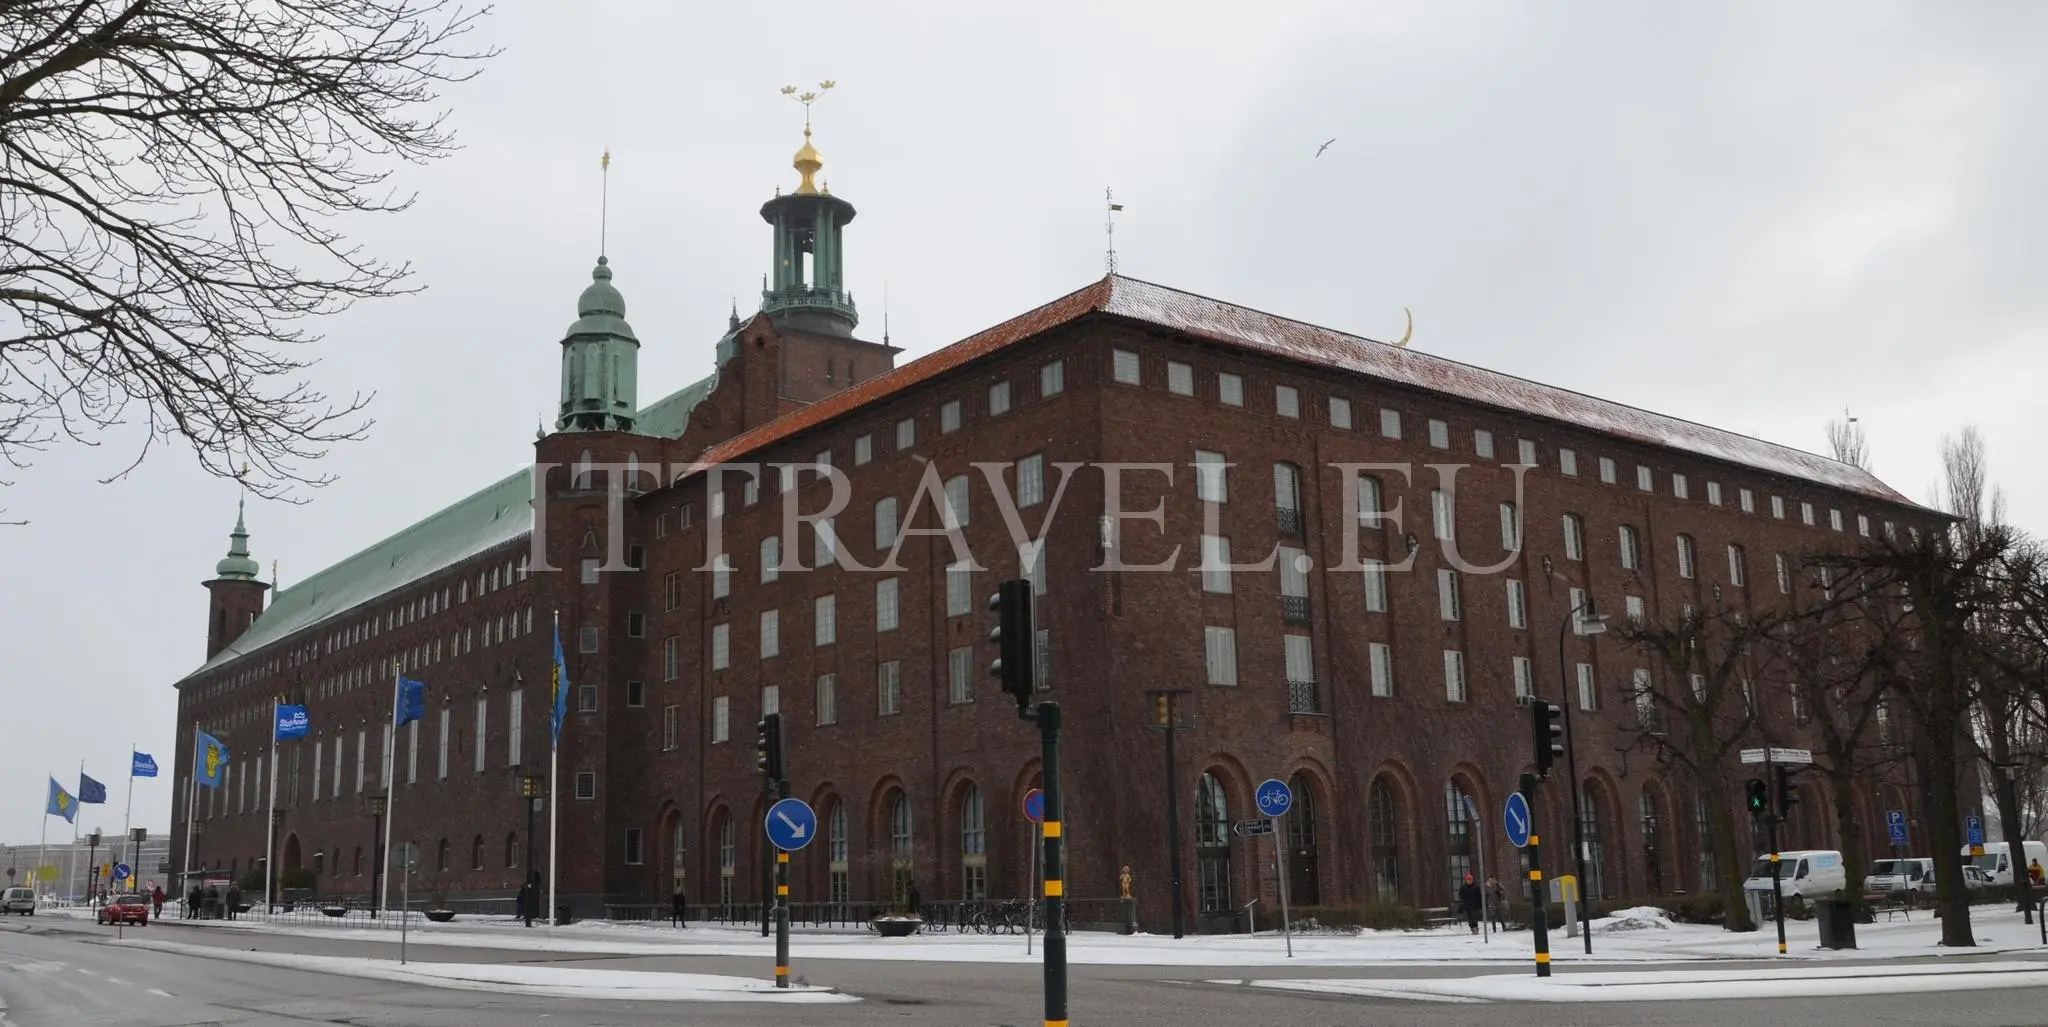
[1236,960,2048,1003]
[98,903,2048,968]
[108,938,854,1003]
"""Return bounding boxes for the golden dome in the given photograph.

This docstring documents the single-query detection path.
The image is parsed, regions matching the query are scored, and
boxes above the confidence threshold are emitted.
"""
[793,125,823,195]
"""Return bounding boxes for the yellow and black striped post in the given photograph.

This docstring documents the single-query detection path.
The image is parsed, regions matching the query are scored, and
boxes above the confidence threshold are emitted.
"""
[1038,701,1069,1026]
[1522,773,1551,978]
[774,848,791,987]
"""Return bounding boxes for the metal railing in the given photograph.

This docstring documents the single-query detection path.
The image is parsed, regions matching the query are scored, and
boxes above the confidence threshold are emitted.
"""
[1276,507,1304,537]
[1287,679,1322,714]
[1280,594,1312,627]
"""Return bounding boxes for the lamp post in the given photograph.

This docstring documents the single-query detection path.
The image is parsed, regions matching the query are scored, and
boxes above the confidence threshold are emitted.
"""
[85,830,102,905]
[1555,598,1607,954]
[368,793,387,919]
[1144,689,1191,939]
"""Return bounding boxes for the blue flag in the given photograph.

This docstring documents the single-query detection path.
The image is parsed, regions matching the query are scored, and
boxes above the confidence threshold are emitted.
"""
[550,620,570,748]
[132,751,159,778]
[394,677,427,727]
[276,704,311,740]
[195,732,230,789]
[78,774,107,804]
[46,778,77,823]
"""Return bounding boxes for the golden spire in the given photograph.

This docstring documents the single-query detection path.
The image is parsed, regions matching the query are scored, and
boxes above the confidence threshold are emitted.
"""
[780,80,836,195]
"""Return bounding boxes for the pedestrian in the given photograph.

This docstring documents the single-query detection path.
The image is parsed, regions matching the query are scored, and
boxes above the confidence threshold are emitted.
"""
[1459,873,1482,935]
[186,883,201,919]
[906,880,922,916]
[1486,875,1507,930]
[516,878,533,928]
[225,882,242,921]
[150,883,165,919]
[202,884,220,920]
[2029,859,2043,888]
[670,884,687,927]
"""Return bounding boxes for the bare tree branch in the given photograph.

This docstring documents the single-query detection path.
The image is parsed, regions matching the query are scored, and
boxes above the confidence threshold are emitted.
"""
[1825,411,1871,471]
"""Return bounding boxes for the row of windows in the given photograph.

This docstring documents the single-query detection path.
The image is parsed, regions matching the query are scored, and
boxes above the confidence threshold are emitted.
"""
[702,632,1054,741]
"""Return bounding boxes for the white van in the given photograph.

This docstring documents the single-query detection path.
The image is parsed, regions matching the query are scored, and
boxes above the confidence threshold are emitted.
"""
[1744,850,1848,900]
[2,886,34,915]
[1867,857,1934,894]
[1961,841,2048,886]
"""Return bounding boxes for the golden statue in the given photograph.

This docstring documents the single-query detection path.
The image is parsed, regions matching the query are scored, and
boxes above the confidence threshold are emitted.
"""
[1119,865,1133,900]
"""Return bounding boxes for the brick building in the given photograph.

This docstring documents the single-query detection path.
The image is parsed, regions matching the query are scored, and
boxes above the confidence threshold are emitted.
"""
[169,127,1937,926]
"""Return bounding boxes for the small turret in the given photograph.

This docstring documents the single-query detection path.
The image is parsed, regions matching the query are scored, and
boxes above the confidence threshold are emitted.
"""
[203,498,271,659]
[556,256,642,432]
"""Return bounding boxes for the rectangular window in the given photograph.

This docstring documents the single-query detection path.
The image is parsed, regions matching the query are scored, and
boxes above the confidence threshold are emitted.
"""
[1369,643,1393,697]
[1474,429,1495,458]
[1857,514,1870,537]
[1677,535,1697,578]
[946,561,972,617]
[1275,385,1299,419]
[1499,501,1520,552]
[509,690,524,765]
[1727,544,1747,586]
[1559,448,1578,476]
[1040,360,1065,397]
[988,380,1011,415]
[945,474,969,527]
[1201,534,1232,594]
[1203,626,1238,686]
[711,554,731,599]
[581,558,600,584]
[1428,418,1450,449]
[1329,396,1352,429]
[1577,663,1598,711]
[760,609,780,659]
[1563,513,1584,561]
[877,661,902,715]
[1829,508,1842,531]
[1362,558,1388,613]
[815,674,837,726]
[854,434,873,465]
[1283,633,1314,687]
[1569,586,1588,625]
[1380,408,1401,438]
[711,696,729,743]
[1706,481,1723,506]
[471,702,485,773]
[1035,627,1051,688]
[874,496,898,549]
[1801,501,1816,526]
[711,623,730,670]
[406,719,418,785]
[805,520,834,572]
[575,771,596,801]
[662,705,678,750]
[814,448,832,473]
[1636,465,1653,491]
[1437,568,1461,621]
[1507,578,1527,629]
[1740,488,1755,513]
[1620,525,1639,569]
[947,646,974,704]
[1626,594,1645,624]
[1519,438,1539,466]
[624,828,643,865]
[940,400,961,434]
[665,571,682,611]
[761,684,779,716]
[1670,474,1688,500]
[1776,553,1792,595]
[577,684,597,714]
[1513,657,1534,699]
[1017,454,1045,507]
[876,577,900,632]
[1634,668,1658,730]
[1193,450,1227,503]
[662,636,680,681]
[1167,362,1193,396]
[1443,650,1467,703]
[814,594,837,646]
[895,417,916,451]
[1771,495,1786,519]
[1431,488,1454,538]
[1217,373,1244,407]
[1599,456,1617,484]
[1024,540,1047,596]
[579,625,598,653]
[626,611,646,638]
[1112,349,1141,384]
[623,680,644,709]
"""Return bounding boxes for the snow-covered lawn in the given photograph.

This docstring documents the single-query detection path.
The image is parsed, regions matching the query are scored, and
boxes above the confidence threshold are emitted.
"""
[110,902,2048,968]
[1236,960,2048,1003]
[108,938,853,1003]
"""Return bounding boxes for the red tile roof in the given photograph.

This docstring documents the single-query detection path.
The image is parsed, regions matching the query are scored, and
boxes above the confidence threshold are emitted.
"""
[689,275,1916,507]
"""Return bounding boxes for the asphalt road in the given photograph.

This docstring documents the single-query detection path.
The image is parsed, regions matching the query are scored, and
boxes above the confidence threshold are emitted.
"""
[7,916,2048,1026]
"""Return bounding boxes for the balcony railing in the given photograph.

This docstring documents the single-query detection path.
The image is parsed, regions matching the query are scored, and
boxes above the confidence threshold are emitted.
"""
[1280,594,1312,627]
[1276,506,1304,537]
[1287,679,1321,714]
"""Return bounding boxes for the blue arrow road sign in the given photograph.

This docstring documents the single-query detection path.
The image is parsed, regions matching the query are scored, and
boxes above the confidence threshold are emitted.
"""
[1886,810,1908,846]
[1255,778,1294,819]
[111,863,131,881]
[765,797,818,852]
[1504,792,1533,849]
[1967,814,1985,847]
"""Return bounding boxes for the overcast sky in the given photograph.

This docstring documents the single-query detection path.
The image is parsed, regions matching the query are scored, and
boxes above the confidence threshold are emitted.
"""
[3,1,2042,846]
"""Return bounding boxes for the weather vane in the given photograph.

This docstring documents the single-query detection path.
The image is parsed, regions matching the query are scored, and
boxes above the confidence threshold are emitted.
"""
[780,80,837,129]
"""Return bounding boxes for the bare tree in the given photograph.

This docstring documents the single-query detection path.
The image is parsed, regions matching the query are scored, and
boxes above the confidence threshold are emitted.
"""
[1825,411,1871,471]
[1,0,496,500]
[1617,604,1794,932]
[1939,426,2005,545]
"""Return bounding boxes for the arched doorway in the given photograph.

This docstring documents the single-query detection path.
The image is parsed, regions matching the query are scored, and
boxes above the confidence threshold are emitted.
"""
[1195,771,1231,913]
[282,834,303,874]
[1579,781,1609,899]
[1286,773,1319,905]
[659,809,686,900]
[1639,786,1668,896]
[1444,777,1479,905]
[1368,776,1402,903]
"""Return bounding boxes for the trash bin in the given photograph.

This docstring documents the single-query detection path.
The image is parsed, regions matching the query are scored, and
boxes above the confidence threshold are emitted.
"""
[1815,898,1857,950]
[555,905,573,926]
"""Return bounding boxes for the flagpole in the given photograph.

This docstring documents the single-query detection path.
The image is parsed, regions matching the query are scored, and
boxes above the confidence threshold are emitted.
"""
[122,746,136,893]
[68,760,82,904]
[181,724,197,894]
[381,669,399,920]
[264,697,280,913]
[37,776,48,902]
[549,610,560,933]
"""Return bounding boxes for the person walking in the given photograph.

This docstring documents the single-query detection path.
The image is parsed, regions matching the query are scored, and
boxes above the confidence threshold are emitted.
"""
[1459,874,1482,935]
[186,883,201,919]
[149,883,165,919]
[2028,859,2043,888]
[670,884,687,927]
[516,877,534,928]
[1485,875,1508,930]
[224,882,242,921]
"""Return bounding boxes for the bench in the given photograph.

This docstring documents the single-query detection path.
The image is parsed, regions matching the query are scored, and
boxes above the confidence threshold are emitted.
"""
[1866,892,1910,921]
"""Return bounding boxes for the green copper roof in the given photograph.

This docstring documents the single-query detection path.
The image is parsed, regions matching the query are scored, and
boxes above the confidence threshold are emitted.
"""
[213,496,261,580]
[633,373,718,438]
[564,257,638,343]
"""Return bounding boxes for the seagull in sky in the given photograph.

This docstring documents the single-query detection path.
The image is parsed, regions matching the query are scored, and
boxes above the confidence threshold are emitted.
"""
[1315,138,1336,158]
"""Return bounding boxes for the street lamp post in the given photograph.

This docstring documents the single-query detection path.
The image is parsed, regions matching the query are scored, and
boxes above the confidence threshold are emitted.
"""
[368,793,387,919]
[1555,598,1607,954]
[1144,689,1191,939]
[85,831,102,905]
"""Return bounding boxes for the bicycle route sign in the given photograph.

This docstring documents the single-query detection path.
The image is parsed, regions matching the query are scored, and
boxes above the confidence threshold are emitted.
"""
[1255,778,1293,819]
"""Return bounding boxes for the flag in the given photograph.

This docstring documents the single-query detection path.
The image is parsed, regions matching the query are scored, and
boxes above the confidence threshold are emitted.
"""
[46,778,77,823]
[275,704,311,740]
[394,677,427,728]
[131,751,159,778]
[1109,202,1124,211]
[195,732,230,788]
[550,620,570,748]
[78,773,107,804]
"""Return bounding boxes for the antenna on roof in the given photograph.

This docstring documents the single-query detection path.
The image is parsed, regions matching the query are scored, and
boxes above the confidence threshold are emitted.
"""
[883,278,891,346]
[599,147,612,257]
[1105,188,1123,276]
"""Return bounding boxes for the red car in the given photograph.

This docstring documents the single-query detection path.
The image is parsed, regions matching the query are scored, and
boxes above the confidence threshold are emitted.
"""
[98,894,149,926]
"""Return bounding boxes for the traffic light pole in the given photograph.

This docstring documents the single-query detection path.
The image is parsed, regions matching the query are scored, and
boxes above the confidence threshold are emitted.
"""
[1521,773,1551,978]
[775,775,792,988]
[1035,701,1068,1026]
[1768,813,1786,955]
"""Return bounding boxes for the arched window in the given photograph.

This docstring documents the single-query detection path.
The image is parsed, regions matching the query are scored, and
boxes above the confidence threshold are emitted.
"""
[1195,772,1231,912]
[1694,793,1718,891]
[1445,779,1476,902]
[827,801,850,910]
[471,835,484,871]
[437,837,450,873]
[717,812,736,909]
[1370,777,1401,902]
[354,846,363,877]
[959,786,987,901]
[572,449,595,490]
[1580,784,1607,899]
[1640,790,1664,895]
[506,832,519,869]
[890,791,916,910]
[1286,773,1319,905]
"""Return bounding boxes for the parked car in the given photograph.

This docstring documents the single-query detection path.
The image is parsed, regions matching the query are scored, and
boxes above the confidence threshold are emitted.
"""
[1744,850,1848,901]
[1867,858,1934,894]
[97,893,149,926]
[1962,865,1995,889]
[1961,841,2048,886]
[1,887,33,915]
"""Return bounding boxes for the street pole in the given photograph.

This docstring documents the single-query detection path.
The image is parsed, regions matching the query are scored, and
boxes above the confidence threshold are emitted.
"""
[1769,814,1787,955]
[1522,773,1551,977]
[1037,701,1068,1027]
[1556,602,1599,953]
[1164,694,1185,940]
[774,776,791,989]
[760,781,774,938]
[368,796,385,920]
[1274,818,1293,957]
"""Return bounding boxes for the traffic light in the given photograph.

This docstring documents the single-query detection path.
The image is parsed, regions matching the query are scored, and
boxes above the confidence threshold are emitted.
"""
[1531,700,1565,777]
[1774,765,1800,820]
[988,578,1035,712]
[755,712,785,783]
[1153,693,1171,727]
[1744,778,1769,817]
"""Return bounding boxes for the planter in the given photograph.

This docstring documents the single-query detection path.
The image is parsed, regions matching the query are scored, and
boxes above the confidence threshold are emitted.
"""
[321,906,349,918]
[871,915,923,938]
[425,909,456,923]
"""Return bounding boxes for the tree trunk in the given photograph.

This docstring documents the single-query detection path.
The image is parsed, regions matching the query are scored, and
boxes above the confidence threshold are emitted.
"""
[1827,765,1869,917]
[1985,715,2033,915]
[1918,713,1976,946]
[1699,762,1757,932]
